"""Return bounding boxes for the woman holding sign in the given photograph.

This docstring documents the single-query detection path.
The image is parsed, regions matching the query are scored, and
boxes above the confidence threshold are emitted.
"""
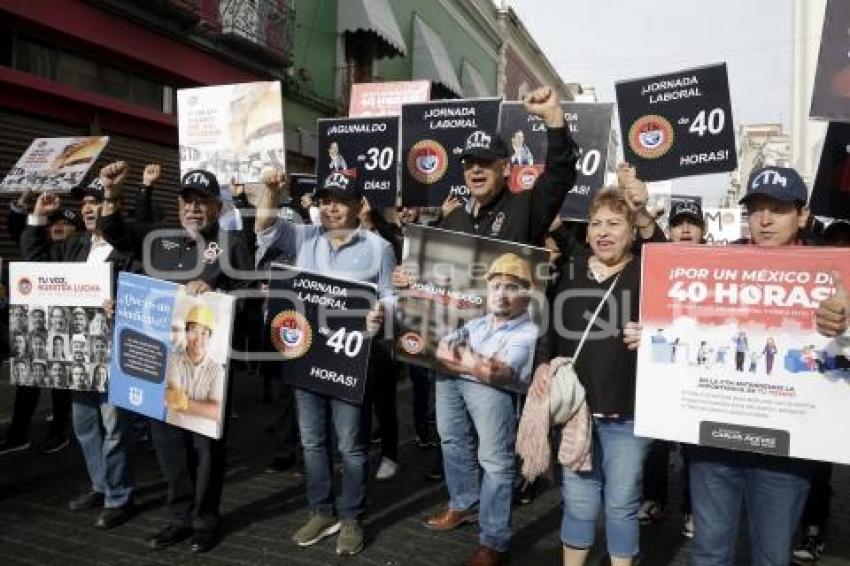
[531,187,648,566]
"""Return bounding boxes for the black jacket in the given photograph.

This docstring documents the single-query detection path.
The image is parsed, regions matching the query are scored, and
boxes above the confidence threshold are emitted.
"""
[437,127,579,246]
[21,222,135,274]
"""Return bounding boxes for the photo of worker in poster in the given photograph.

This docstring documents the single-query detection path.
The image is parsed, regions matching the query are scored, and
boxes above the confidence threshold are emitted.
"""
[394,225,549,392]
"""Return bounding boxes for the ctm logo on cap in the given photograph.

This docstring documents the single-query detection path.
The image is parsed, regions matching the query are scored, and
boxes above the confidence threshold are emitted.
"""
[324,172,350,190]
[466,131,492,150]
[751,169,788,190]
[184,172,210,187]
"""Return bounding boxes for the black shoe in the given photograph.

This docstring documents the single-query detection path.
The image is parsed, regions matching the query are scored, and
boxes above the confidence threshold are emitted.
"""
[95,503,135,529]
[68,491,105,511]
[516,479,540,505]
[424,463,444,481]
[265,455,296,473]
[415,425,438,449]
[190,530,221,553]
[40,435,70,455]
[0,439,32,456]
[147,524,193,550]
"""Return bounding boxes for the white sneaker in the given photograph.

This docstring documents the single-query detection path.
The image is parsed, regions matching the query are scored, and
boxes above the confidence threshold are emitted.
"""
[375,457,399,481]
[682,513,694,539]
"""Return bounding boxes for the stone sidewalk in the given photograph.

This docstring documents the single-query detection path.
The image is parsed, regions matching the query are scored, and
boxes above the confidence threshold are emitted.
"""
[0,372,849,565]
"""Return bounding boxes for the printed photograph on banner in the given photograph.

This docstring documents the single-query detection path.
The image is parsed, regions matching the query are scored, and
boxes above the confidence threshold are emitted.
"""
[394,225,550,392]
[400,98,501,206]
[498,102,613,220]
[9,262,112,392]
[810,121,850,221]
[108,273,235,439]
[810,0,850,121]
[178,81,285,184]
[635,244,850,464]
[317,117,400,208]
[0,136,109,193]
[266,265,377,404]
[615,63,737,182]
[349,81,431,117]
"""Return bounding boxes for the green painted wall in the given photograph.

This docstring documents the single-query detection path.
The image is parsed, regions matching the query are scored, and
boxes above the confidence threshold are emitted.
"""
[375,1,499,94]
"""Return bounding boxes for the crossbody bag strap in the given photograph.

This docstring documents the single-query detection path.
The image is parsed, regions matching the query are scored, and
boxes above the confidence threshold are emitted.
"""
[572,273,620,363]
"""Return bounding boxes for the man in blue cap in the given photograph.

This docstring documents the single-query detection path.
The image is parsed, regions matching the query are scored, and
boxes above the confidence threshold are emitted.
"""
[688,165,814,565]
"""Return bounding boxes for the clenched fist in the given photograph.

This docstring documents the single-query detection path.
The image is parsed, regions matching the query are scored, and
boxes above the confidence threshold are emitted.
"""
[33,192,60,218]
[523,86,564,129]
[142,163,161,187]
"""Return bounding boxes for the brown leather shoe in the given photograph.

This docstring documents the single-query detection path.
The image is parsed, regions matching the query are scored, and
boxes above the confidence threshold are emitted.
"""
[424,507,477,531]
[464,545,505,566]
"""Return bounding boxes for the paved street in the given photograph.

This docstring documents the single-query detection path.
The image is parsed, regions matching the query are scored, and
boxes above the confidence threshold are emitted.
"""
[1,372,849,565]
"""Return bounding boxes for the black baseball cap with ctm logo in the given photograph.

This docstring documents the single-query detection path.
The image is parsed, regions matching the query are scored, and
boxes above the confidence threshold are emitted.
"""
[669,199,705,227]
[180,170,221,200]
[461,130,510,162]
[316,172,361,202]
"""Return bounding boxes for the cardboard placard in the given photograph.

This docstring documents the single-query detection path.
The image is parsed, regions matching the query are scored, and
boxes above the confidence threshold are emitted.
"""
[317,117,399,208]
[400,98,500,206]
[178,81,285,184]
[0,137,109,193]
[266,265,377,404]
[616,64,737,182]
[636,244,850,463]
[108,273,235,439]
[9,262,112,392]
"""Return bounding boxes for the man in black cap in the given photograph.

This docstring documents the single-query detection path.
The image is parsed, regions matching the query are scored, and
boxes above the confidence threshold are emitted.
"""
[19,161,136,529]
[100,168,255,554]
[255,168,395,557]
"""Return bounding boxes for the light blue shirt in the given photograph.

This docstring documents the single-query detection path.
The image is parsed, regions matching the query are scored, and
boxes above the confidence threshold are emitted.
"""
[443,312,538,384]
[255,218,396,299]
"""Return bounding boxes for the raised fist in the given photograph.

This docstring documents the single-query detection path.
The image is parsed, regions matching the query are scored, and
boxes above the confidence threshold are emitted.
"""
[260,167,287,194]
[142,163,161,187]
[99,161,129,195]
[33,192,60,218]
[523,86,564,128]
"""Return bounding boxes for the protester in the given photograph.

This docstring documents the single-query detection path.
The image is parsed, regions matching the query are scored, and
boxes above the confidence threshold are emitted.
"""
[19,161,136,530]
[526,187,648,566]
[100,167,255,553]
[684,166,816,565]
[420,85,577,566]
[254,168,395,556]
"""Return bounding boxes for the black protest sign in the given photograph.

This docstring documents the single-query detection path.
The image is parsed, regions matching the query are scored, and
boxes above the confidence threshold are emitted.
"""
[616,63,737,182]
[810,0,850,121]
[401,98,500,206]
[811,121,850,221]
[288,173,317,199]
[499,102,613,219]
[317,117,399,208]
[267,265,377,404]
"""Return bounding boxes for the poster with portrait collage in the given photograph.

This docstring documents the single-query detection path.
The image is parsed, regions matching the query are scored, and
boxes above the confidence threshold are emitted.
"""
[9,262,113,392]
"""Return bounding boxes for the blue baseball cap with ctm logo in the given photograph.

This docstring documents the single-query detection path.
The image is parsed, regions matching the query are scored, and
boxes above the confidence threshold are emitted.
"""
[740,166,808,205]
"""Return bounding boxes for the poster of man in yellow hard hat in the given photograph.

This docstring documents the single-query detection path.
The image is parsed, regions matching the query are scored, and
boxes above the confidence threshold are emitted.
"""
[165,300,227,438]
[394,225,550,392]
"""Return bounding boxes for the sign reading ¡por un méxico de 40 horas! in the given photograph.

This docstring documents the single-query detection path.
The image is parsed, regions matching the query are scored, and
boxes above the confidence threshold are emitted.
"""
[317,116,400,209]
[636,244,850,463]
[615,63,737,182]
[401,98,501,206]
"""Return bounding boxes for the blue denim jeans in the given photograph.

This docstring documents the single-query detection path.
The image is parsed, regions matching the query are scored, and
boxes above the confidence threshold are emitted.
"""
[295,388,368,519]
[435,376,516,552]
[71,391,134,508]
[560,418,650,558]
[689,446,811,566]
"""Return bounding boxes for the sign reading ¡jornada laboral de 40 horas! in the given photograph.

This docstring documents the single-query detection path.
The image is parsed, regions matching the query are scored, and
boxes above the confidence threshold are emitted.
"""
[317,117,399,209]
[401,98,500,206]
[498,102,613,220]
[616,63,737,182]
[266,265,377,404]
[635,244,850,464]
